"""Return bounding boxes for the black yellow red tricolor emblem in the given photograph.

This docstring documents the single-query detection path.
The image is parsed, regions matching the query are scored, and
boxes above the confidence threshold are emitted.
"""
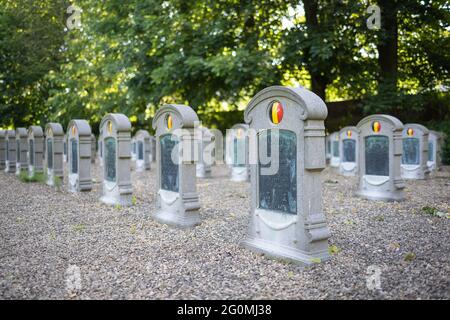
[372,121,381,133]
[270,101,283,124]
[407,128,414,136]
[347,130,352,138]
[167,114,173,130]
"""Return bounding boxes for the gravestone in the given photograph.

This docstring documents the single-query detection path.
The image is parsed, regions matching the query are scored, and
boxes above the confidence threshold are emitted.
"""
[356,115,404,201]
[99,114,133,206]
[228,123,249,182]
[98,132,103,166]
[339,126,358,176]
[150,135,156,162]
[196,127,214,178]
[15,128,28,176]
[401,124,429,180]
[134,129,151,172]
[152,104,201,228]
[131,138,137,161]
[4,130,16,173]
[67,120,92,192]
[241,86,331,265]
[427,130,444,171]
[0,130,6,170]
[91,134,96,164]
[45,123,64,186]
[212,129,224,165]
[27,126,44,177]
[325,133,332,163]
[329,131,340,169]
[63,135,68,163]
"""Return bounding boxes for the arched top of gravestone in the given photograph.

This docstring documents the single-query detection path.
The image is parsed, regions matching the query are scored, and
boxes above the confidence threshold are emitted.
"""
[244,86,328,124]
[6,130,15,138]
[402,123,429,135]
[339,126,357,137]
[100,113,131,133]
[45,123,64,137]
[231,123,249,131]
[152,104,199,130]
[135,129,150,139]
[357,114,403,131]
[28,126,43,138]
[16,128,27,138]
[68,119,92,137]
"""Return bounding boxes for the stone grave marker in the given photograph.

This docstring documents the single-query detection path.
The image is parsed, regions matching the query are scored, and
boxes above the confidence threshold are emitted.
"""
[427,130,444,171]
[339,126,358,176]
[329,131,340,169]
[99,114,133,206]
[401,124,429,180]
[356,115,404,201]
[67,120,92,192]
[45,123,64,186]
[152,104,201,228]
[241,86,331,265]
[196,126,214,178]
[4,130,16,173]
[228,123,249,182]
[27,126,44,177]
[15,128,28,176]
[134,129,151,172]
[0,130,5,170]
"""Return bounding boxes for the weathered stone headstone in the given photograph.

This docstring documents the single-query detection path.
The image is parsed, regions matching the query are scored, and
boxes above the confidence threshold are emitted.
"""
[228,123,249,182]
[152,104,201,228]
[325,133,331,163]
[241,86,331,265]
[339,126,358,176]
[427,130,444,171]
[99,114,133,206]
[15,128,28,176]
[150,135,156,162]
[134,129,151,172]
[356,115,404,201]
[67,120,92,192]
[329,131,340,169]
[0,130,5,170]
[45,123,64,186]
[4,130,16,173]
[131,138,137,161]
[91,134,96,164]
[98,132,103,166]
[27,126,44,177]
[196,126,214,178]
[401,124,429,180]
[63,134,68,163]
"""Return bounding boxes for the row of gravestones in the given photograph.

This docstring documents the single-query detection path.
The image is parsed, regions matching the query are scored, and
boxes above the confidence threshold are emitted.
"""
[1,86,443,266]
[325,120,445,182]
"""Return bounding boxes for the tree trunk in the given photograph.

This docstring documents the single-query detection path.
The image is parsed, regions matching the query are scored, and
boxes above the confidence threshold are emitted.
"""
[377,0,398,92]
[303,0,328,101]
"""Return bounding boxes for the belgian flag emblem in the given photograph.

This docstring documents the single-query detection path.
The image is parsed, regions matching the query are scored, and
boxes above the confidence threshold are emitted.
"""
[270,101,284,124]
[167,114,173,130]
[72,126,76,136]
[107,121,113,134]
[372,121,381,133]
[407,128,414,136]
[347,130,352,138]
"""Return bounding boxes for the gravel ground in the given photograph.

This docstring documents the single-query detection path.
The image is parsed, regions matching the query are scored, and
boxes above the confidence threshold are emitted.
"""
[0,161,449,300]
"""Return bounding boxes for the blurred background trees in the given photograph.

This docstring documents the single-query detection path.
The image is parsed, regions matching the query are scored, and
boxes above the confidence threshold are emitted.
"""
[0,0,449,160]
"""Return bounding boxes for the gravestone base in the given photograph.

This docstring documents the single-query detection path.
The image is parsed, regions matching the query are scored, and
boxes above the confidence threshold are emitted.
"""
[196,164,212,178]
[46,170,62,187]
[100,193,132,207]
[135,160,145,172]
[153,190,201,228]
[231,166,249,182]
[15,165,27,176]
[4,162,15,173]
[241,237,331,266]
[356,189,404,202]
[340,162,357,176]
[401,166,428,180]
